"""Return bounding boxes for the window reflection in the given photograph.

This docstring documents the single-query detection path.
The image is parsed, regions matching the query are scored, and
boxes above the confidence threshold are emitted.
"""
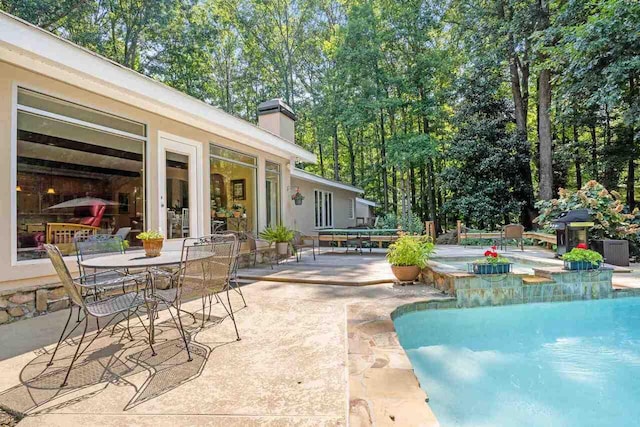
[16,89,145,260]
[210,144,256,233]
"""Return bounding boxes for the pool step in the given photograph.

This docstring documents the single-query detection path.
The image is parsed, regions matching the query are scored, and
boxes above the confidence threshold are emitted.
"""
[522,275,555,285]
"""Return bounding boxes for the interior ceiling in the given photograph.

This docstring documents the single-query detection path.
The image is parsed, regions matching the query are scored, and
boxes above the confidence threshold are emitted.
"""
[18,139,142,173]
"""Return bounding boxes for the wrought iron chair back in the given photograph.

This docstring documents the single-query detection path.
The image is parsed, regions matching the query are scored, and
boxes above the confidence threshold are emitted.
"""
[44,244,86,308]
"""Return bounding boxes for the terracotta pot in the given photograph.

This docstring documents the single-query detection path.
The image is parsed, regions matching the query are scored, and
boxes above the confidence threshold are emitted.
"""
[233,211,241,218]
[276,242,289,255]
[391,265,420,282]
[142,238,164,257]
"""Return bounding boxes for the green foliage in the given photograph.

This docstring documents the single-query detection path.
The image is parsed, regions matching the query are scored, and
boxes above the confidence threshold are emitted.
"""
[376,211,424,235]
[3,0,638,227]
[231,203,245,212]
[259,225,294,244]
[137,230,164,240]
[386,235,435,268]
[562,248,603,266]
[534,181,639,240]
[440,63,532,230]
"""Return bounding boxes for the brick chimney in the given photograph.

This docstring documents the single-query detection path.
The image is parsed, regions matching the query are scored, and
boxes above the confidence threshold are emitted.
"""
[257,99,296,143]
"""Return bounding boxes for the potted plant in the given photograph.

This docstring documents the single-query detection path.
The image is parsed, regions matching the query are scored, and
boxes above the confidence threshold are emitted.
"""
[562,243,603,270]
[471,246,511,274]
[260,224,295,256]
[291,189,305,206]
[232,203,244,218]
[136,230,164,257]
[386,235,435,282]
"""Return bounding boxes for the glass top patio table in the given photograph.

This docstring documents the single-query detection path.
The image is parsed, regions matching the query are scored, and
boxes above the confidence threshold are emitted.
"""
[79,251,184,269]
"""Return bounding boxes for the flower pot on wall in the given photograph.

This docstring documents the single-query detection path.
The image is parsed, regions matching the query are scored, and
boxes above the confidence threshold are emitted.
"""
[391,265,420,282]
[294,198,303,206]
[142,238,164,257]
[276,242,289,256]
[564,260,601,271]
[471,262,511,274]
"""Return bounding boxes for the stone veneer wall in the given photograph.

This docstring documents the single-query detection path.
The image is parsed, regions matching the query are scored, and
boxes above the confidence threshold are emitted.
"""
[0,251,273,325]
[421,264,615,308]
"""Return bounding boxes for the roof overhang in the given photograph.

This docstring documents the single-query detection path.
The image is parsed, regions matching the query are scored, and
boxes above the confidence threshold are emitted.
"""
[0,11,316,163]
[291,168,364,193]
[355,197,376,207]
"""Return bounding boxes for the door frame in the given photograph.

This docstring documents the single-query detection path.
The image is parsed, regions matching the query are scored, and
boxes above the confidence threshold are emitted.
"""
[157,131,203,239]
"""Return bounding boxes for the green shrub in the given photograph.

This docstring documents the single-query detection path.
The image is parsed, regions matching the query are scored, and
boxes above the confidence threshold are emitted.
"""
[535,180,639,240]
[259,225,294,243]
[137,230,164,240]
[377,211,425,234]
[562,248,603,266]
[386,235,435,268]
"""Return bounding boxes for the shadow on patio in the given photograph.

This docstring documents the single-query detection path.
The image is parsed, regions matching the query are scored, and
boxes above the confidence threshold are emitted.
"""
[0,313,236,417]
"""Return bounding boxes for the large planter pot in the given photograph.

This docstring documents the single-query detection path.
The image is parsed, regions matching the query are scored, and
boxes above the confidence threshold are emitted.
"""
[471,262,511,275]
[142,238,164,257]
[276,242,290,256]
[564,260,601,271]
[233,211,241,218]
[391,265,421,282]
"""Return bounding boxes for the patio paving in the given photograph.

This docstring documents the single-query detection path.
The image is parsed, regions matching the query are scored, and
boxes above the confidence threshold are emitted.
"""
[0,257,441,427]
[238,251,395,286]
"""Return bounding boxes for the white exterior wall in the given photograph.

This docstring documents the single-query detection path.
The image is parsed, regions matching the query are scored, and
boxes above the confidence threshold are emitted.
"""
[289,177,359,234]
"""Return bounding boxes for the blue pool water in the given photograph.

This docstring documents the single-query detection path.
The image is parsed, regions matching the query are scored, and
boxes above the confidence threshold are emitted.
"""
[394,298,640,427]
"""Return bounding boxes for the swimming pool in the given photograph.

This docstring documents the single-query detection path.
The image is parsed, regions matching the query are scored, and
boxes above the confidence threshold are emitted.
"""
[394,297,640,426]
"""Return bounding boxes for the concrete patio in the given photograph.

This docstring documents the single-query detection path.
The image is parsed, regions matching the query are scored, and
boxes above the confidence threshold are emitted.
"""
[0,252,443,427]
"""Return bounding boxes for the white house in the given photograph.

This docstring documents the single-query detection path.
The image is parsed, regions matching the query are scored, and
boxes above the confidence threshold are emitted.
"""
[0,11,373,313]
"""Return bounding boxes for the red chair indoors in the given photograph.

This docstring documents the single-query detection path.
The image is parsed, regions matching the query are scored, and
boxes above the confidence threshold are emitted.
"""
[46,202,106,254]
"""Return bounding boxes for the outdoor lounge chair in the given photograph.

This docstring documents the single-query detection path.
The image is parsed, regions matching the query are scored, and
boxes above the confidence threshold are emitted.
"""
[291,231,316,262]
[44,244,151,387]
[500,224,525,251]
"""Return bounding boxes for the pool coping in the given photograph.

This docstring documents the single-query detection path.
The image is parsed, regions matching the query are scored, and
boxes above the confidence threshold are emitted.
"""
[347,288,454,426]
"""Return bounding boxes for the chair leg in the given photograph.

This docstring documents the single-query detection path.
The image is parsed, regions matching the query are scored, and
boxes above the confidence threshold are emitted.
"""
[61,316,88,387]
[48,306,74,367]
[231,278,247,308]
[167,304,192,361]
[217,290,240,341]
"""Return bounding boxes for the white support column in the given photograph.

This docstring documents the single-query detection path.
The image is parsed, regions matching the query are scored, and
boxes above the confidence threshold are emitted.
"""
[257,154,267,232]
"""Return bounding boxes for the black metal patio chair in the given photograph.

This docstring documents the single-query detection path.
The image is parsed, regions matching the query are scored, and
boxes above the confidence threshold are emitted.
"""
[150,234,242,361]
[44,244,152,387]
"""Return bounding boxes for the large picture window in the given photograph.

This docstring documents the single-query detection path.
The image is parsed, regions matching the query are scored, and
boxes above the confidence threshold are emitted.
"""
[210,144,257,233]
[314,189,333,229]
[15,88,146,260]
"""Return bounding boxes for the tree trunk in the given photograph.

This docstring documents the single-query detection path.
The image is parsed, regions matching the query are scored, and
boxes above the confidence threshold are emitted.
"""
[573,126,582,188]
[538,68,553,200]
[346,131,356,186]
[316,126,325,177]
[627,159,635,209]
[332,124,340,181]
[590,125,598,180]
[420,164,427,221]
[380,109,389,212]
[392,167,398,213]
[410,166,416,214]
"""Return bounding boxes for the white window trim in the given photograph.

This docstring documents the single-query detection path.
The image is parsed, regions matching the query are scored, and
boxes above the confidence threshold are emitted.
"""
[314,189,334,229]
[158,131,204,240]
[11,82,150,266]
[348,198,355,220]
[209,143,258,232]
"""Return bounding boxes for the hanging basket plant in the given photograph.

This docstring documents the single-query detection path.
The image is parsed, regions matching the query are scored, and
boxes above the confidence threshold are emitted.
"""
[291,189,304,206]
